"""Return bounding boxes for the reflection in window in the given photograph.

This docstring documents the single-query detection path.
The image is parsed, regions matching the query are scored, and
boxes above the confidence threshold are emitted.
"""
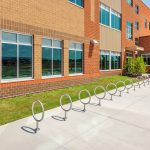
[42,38,62,77]
[100,50,121,70]
[2,32,33,80]
[69,42,83,74]
[111,10,121,30]
[100,4,110,26]
[69,0,83,7]
[126,21,133,39]
[2,44,17,79]
[111,52,121,69]
[100,50,110,70]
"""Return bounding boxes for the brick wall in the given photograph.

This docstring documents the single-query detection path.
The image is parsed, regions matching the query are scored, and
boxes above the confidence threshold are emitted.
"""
[0,0,101,98]
[121,0,150,64]
[84,0,100,74]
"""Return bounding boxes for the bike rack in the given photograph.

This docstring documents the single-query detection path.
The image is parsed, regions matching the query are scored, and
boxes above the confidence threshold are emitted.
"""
[79,89,91,112]
[106,83,118,100]
[133,78,140,91]
[124,79,133,93]
[94,86,106,106]
[137,76,144,88]
[60,94,72,121]
[116,81,126,96]
[32,100,45,133]
[142,75,150,86]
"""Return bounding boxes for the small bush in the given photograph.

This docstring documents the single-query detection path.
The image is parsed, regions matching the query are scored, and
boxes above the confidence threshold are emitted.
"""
[124,56,147,76]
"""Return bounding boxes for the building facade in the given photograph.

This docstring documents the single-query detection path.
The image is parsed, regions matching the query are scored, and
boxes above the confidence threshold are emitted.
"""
[0,0,150,98]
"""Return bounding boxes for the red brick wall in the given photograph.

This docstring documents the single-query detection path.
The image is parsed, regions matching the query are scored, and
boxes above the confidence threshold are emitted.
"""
[139,36,150,53]
[84,0,100,74]
[121,0,150,64]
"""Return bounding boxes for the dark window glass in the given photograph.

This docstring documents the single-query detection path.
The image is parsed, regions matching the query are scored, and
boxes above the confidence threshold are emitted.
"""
[69,50,76,74]
[2,44,17,79]
[135,5,139,14]
[111,53,121,69]
[42,47,52,76]
[19,45,32,78]
[53,48,62,75]
[76,51,83,73]
[100,51,110,70]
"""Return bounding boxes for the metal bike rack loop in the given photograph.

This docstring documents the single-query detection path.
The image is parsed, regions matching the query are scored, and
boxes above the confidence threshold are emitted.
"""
[116,81,126,96]
[79,89,91,112]
[106,83,118,100]
[137,76,144,88]
[94,86,106,106]
[32,100,45,133]
[124,79,133,93]
[60,94,72,121]
[133,78,140,91]
[142,75,150,86]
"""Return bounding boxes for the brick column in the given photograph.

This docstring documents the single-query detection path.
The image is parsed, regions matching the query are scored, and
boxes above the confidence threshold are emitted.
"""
[63,40,69,76]
[33,35,42,79]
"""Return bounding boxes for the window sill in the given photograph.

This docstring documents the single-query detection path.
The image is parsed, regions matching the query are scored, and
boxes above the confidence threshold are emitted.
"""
[100,69,122,72]
[42,75,64,79]
[100,23,121,32]
[68,1,83,9]
[69,73,84,76]
[1,78,34,83]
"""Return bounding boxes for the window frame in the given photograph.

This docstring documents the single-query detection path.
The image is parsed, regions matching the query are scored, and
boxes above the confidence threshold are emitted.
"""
[0,30,33,83]
[42,37,63,78]
[100,3,121,32]
[126,21,133,40]
[135,5,139,14]
[141,54,150,66]
[69,42,83,75]
[100,50,121,71]
[68,0,84,8]
[127,0,133,6]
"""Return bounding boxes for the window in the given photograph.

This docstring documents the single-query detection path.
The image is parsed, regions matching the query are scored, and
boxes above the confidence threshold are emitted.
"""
[1,31,33,80]
[126,21,133,39]
[144,18,147,28]
[42,38,62,77]
[69,0,83,7]
[135,5,139,14]
[100,50,121,70]
[100,50,110,70]
[149,22,150,30]
[127,0,133,6]
[100,4,110,26]
[135,38,139,45]
[111,52,121,69]
[111,10,121,30]
[134,21,139,30]
[142,54,150,66]
[69,42,83,74]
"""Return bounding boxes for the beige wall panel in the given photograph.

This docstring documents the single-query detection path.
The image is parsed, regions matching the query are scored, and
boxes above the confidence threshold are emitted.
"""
[100,0,121,13]
[0,0,84,37]
[100,25,121,52]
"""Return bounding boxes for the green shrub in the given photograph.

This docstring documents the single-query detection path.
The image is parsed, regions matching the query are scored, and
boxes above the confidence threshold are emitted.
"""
[124,56,147,76]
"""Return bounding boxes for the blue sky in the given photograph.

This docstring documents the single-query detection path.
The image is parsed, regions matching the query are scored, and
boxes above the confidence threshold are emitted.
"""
[142,0,150,8]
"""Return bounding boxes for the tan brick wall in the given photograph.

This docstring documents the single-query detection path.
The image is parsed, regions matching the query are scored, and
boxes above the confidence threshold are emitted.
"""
[0,0,84,37]
[63,40,69,76]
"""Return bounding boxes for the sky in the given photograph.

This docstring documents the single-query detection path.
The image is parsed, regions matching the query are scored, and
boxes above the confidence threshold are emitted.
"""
[142,0,150,8]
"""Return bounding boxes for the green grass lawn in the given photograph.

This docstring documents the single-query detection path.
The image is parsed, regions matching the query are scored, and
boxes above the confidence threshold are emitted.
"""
[0,75,132,125]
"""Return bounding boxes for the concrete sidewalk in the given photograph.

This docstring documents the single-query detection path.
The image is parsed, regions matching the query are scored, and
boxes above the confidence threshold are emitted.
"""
[0,85,150,150]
